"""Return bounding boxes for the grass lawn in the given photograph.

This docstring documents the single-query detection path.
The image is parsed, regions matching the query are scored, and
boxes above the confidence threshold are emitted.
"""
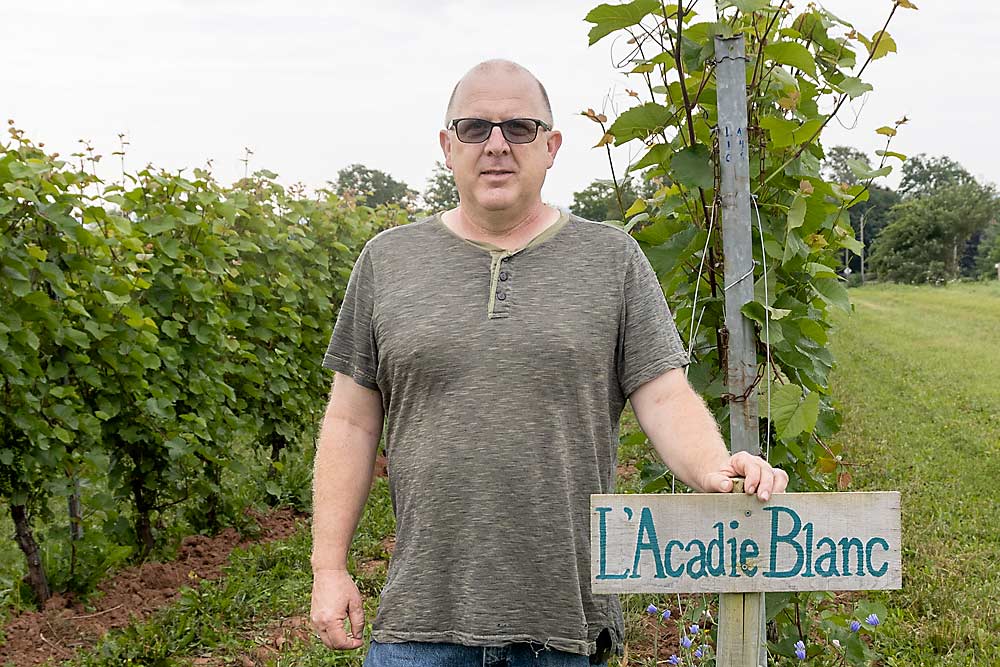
[828,282,1000,664]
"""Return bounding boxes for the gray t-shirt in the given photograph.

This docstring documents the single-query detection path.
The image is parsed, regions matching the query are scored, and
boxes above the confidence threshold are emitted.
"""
[322,210,687,658]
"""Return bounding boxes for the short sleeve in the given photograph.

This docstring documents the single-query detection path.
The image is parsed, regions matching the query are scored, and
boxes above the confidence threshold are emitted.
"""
[323,243,379,391]
[617,239,688,397]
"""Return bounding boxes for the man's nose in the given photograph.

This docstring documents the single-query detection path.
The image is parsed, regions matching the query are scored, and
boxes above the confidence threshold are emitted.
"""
[483,125,510,155]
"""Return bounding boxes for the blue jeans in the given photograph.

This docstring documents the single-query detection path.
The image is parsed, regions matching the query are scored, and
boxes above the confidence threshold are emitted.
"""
[363,639,608,667]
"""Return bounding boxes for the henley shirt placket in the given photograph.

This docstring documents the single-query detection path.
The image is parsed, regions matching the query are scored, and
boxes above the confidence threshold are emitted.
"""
[435,211,570,319]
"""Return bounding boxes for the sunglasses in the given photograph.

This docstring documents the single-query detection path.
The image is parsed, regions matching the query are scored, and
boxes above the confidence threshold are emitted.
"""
[448,118,552,144]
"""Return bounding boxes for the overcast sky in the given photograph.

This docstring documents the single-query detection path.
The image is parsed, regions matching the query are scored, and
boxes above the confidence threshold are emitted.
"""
[5,1,998,207]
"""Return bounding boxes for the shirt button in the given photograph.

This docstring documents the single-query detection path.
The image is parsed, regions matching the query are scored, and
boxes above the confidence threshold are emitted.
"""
[499,272,508,281]
[496,292,506,301]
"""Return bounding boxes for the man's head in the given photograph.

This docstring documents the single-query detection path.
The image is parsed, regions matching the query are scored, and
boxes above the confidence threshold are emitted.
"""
[439,60,562,217]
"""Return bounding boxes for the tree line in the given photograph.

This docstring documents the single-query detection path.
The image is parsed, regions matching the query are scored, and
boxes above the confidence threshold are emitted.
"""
[343,150,1000,286]
[564,149,999,285]
[821,148,999,284]
[334,161,457,212]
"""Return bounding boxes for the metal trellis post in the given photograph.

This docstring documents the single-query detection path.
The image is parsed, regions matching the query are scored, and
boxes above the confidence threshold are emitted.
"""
[714,34,767,667]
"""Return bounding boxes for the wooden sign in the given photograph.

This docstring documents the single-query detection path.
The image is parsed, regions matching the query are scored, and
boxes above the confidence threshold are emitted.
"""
[591,492,901,594]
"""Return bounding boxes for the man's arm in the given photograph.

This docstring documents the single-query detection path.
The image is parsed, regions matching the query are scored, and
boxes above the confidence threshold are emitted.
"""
[629,367,788,501]
[310,371,385,650]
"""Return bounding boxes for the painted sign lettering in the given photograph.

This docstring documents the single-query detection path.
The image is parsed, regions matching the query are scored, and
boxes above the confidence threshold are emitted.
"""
[591,492,901,593]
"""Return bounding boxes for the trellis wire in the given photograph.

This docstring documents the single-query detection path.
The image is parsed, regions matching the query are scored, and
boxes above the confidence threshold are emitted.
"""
[751,193,773,462]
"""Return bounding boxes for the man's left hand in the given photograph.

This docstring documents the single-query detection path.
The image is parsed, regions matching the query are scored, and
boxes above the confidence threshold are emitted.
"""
[700,451,789,501]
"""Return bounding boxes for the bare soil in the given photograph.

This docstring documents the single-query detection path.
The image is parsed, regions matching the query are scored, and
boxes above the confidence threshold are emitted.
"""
[2,457,716,667]
[616,462,639,482]
[0,507,306,667]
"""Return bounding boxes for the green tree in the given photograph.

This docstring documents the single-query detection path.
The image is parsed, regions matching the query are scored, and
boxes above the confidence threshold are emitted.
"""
[869,182,999,281]
[974,220,1000,279]
[867,209,951,284]
[421,161,459,212]
[891,155,996,274]
[335,163,416,208]
[845,184,900,274]
[570,174,661,222]
[570,177,640,222]
[898,154,975,198]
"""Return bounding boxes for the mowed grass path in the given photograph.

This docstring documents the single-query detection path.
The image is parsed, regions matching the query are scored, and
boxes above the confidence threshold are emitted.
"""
[829,283,1000,664]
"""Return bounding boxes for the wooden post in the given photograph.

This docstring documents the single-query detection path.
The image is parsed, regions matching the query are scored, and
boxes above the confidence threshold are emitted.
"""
[714,34,765,667]
[717,479,765,667]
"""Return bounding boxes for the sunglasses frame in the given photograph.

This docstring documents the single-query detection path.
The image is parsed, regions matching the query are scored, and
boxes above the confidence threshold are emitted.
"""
[448,117,552,144]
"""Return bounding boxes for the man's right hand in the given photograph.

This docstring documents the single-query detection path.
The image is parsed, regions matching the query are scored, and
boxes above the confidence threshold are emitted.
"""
[311,568,366,650]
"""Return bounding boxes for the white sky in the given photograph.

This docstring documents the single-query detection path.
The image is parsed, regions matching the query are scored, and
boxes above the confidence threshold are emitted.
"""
[5,1,998,206]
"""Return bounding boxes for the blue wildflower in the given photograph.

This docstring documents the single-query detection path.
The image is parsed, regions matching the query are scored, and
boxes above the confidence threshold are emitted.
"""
[794,640,806,660]
[689,624,700,635]
[661,609,672,620]
[646,604,658,615]
[681,635,693,649]
[694,648,703,659]
[866,613,880,627]
[849,620,861,632]
[668,656,681,666]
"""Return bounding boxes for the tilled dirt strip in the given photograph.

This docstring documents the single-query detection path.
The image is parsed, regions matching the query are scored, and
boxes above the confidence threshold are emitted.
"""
[0,507,306,667]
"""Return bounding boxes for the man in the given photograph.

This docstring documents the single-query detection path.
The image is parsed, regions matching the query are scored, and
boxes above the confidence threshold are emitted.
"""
[310,60,788,667]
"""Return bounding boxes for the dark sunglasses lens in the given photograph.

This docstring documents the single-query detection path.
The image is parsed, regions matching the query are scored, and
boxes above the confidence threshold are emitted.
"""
[501,119,538,143]
[455,119,491,143]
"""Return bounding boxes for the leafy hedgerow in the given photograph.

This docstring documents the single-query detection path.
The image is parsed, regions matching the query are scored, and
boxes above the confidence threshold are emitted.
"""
[1,123,404,605]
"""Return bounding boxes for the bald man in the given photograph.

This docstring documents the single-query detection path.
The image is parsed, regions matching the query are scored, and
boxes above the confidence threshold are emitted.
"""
[310,60,788,667]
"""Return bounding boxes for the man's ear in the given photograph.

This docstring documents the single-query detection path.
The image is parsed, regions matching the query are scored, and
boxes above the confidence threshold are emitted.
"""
[545,129,563,169]
[439,130,453,170]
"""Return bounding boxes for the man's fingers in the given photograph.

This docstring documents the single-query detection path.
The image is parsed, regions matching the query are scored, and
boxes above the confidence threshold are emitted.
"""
[706,455,789,498]
[316,626,336,650]
[310,569,364,651]
[773,467,789,494]
[741,455,762,496]
[702,472,733,493]
[348,594,366,646]
[729,452,787,500]
[755,465,774,501]
[312,612,362,650]
[326,616,359,649]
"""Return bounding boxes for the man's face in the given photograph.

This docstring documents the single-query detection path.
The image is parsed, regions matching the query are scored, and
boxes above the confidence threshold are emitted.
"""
[439,70,562,215]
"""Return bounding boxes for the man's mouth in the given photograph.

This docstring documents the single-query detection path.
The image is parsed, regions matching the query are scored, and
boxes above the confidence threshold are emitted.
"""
[481,169,515,176]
